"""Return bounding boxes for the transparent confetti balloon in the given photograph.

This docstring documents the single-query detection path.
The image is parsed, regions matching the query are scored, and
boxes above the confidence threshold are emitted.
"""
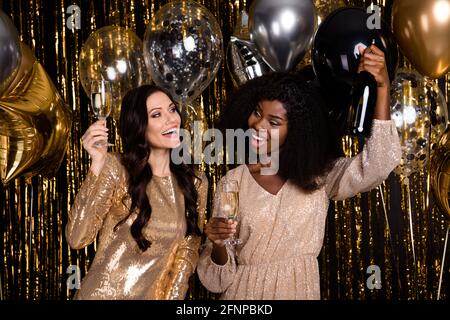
[391,69,448,178]
[143,1,223,106]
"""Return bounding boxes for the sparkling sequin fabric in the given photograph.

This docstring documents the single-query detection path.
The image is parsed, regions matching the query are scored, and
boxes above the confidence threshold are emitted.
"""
[66,153,208,300]
[197,120,401,300]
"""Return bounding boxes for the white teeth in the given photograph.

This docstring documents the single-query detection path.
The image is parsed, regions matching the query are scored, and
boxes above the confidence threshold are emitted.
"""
[252,133,265,141]
[162,128,177,135]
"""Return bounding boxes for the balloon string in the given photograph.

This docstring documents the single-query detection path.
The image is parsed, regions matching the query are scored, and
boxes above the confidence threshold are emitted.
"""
[437,225,449,300]
[405,179,419,299]
[378,183,402,291]
[29,182,34,289]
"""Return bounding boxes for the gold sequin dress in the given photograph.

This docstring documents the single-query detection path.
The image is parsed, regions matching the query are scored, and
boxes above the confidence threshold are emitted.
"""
[197,119,401,300]
[66,153,208,300]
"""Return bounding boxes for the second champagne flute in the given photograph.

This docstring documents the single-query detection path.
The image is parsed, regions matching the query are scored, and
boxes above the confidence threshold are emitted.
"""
[219,179,242,246]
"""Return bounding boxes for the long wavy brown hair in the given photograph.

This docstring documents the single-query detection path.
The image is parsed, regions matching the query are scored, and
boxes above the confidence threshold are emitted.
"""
[116,84,200,252]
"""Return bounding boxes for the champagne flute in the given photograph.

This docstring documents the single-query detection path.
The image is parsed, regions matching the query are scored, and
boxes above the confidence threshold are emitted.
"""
[219,179,241,246]
[90,80,114,147]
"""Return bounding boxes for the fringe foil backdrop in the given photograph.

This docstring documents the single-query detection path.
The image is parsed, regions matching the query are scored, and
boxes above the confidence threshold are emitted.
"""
[0,0,449,300]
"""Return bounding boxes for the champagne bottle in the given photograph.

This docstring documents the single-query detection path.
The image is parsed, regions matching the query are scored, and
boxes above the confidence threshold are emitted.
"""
[347,71,377,136]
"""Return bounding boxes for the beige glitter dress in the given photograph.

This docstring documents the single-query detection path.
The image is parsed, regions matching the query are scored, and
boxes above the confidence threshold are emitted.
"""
[66,153,208,300]
[197,119,401,300]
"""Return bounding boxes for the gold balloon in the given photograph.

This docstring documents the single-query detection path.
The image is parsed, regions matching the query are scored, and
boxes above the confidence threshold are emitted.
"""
[0,43,72,184]
[393,0,450,79]
[431,127,450,219]
[79,26,149,120]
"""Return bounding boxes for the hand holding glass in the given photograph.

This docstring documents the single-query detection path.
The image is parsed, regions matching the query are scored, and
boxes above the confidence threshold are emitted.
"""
[90,80,113,147]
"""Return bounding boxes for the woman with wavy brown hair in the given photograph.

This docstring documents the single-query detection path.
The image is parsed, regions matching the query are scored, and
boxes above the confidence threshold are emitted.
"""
[66,84,208,299]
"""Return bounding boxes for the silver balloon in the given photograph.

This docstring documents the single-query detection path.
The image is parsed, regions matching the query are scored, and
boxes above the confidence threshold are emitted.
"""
[249,0,317,71]
[143,1,223,105]
[227,37,271,87]
[391,69,448,178]
[0,10,21,97]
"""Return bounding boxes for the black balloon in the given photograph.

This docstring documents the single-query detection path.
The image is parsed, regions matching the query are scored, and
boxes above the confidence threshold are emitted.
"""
[312,7,398,135]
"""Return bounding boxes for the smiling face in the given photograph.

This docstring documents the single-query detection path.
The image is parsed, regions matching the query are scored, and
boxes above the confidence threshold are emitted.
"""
[247,99,288,154]
[146,91,181,151]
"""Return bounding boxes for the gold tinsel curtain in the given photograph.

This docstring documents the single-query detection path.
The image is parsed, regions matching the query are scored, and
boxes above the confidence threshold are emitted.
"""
[0,0,449,300]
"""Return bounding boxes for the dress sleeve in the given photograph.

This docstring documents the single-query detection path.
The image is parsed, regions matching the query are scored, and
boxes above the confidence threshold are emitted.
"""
[196,241,237,293]
[65,153,120,249]
[163,172,208,299]
[325,119,402,201]
[196,175,237,293]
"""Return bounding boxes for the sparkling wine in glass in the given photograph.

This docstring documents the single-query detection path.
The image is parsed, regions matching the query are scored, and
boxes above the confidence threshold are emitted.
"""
[220,179,241,246]
[90,80,114,147]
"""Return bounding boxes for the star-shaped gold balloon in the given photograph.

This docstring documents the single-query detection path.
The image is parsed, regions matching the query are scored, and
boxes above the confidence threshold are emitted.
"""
[0,43,72,184]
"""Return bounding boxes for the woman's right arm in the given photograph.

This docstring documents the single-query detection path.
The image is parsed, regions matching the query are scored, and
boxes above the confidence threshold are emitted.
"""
[65,120,118,249]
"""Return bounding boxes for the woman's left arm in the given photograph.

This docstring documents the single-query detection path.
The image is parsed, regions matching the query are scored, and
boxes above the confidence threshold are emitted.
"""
[163,172,208,300]
[325,45,402,200]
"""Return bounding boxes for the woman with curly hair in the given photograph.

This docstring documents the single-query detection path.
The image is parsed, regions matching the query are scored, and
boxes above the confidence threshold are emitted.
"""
[197,45,401,299]
[66,84,208,299]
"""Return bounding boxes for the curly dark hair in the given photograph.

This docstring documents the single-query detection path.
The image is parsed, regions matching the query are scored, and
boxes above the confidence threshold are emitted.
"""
[116,84,200,252]
[220,71,343,192]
